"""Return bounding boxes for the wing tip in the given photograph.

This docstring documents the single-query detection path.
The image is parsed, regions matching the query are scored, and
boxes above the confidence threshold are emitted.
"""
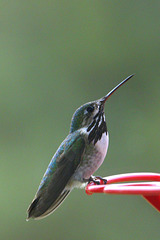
[27,197,40,220]
[26,190,71,221]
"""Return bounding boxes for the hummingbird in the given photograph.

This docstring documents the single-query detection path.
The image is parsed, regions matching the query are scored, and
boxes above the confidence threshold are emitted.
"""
[27,74,134,220]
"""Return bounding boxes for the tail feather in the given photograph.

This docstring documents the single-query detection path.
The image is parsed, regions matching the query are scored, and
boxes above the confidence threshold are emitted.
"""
[27,190,71,220]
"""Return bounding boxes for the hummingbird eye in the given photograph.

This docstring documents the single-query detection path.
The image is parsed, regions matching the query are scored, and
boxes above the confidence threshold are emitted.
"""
[86,105,94,113]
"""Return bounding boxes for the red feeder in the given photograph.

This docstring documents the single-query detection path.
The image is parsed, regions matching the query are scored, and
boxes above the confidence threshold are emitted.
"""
[85,172,160,212]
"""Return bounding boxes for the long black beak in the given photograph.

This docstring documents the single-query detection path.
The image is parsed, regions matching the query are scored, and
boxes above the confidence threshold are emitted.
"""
[100,74,134,104]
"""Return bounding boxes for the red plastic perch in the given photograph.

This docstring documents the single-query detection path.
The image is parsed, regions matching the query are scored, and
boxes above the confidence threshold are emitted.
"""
[85,172,160,212]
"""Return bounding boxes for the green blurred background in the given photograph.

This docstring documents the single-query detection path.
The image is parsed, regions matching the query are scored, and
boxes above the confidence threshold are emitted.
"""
[1,1,160,239]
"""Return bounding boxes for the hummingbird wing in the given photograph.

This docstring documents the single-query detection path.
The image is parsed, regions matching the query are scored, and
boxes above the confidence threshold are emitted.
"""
[27,133,85,220]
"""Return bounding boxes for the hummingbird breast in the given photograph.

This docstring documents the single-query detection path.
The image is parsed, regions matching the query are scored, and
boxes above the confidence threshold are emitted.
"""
[71,130,109,186]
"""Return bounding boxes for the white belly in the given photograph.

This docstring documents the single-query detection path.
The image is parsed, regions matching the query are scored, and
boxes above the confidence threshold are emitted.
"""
[72,132,109,183]
[95,132,109,163]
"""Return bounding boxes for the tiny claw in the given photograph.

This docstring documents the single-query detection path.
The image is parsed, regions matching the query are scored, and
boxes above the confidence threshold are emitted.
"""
[83,176,100,185]
[88,176,101,185]
[95,176,107,185]
[91,179,101,185]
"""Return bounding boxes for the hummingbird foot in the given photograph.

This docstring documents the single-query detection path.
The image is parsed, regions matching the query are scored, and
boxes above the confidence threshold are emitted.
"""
[83,176,100,185]
[94,175,107,184]
[84,175,107,185]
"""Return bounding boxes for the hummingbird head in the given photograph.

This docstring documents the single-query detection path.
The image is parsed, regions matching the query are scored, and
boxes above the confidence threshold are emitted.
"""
[70,100,103,131]
[70,74,134,144]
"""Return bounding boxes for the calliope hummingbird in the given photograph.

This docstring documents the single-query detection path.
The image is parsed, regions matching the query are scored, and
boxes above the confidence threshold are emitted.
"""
[27,74,134,220]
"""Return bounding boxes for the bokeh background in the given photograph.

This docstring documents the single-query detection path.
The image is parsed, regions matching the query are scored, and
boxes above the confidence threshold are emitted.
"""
[1,1,160,239]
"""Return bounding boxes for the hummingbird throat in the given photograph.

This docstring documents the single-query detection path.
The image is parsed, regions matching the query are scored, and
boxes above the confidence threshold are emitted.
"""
[87,110,107,145]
